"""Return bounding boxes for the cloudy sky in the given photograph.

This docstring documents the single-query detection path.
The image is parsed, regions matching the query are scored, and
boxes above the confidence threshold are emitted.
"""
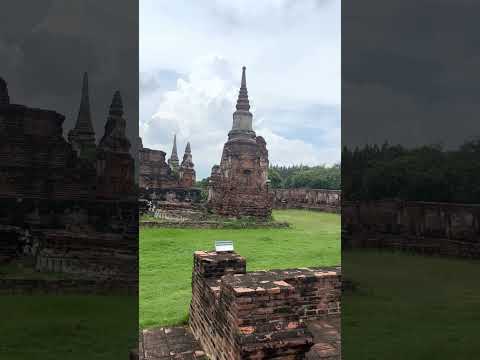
[140,0,340,179]
[343,0,480,150]
[1,0,138,152]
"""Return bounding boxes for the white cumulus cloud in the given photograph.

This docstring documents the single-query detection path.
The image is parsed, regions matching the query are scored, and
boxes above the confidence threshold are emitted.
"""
[140,1,340,178]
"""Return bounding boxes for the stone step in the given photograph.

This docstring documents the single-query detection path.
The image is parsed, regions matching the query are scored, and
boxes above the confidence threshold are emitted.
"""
[134,319,341,360]
[134,326,207,360]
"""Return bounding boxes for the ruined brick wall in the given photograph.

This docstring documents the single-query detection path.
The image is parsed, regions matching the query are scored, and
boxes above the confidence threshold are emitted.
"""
[272,189,341,213]
[139,143,196,193]
[96,150,136,200]
[0,198,137,234]
[0,82,138,285]
[139,147,179,190]
[141,188,202,203]
[207,137,272,219]
[35,230,137,280]
[189,251,341,360]
[0,96,137,231]
[0,104,94,201]
[343,200,480,257]
[178,167,195,188]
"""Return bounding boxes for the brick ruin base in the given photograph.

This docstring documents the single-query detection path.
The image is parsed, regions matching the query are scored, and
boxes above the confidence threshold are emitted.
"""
[145,200,206,223]
[189,251,341,360]
[141,187,202,204]
[272,189,341,213]
[35,230,137,279]
[141,201,292,229]
[0,224,137,282]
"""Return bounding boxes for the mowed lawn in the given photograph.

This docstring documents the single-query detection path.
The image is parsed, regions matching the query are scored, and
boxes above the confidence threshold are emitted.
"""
[0,295,137,360]
[140,209,340,328]
[343,251,480,360]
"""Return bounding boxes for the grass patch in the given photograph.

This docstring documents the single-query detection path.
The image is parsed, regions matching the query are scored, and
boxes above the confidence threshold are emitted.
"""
[343,250,480,359]
[0,295,137,360]
[0,258,70,280]
[140,213,288,228]
[140,209,340,328]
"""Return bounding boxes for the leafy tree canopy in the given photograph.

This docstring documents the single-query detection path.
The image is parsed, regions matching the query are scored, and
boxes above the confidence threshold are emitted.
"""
[342,139,480,203]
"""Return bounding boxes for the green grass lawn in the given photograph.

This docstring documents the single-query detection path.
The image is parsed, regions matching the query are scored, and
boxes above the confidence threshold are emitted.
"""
[343,250,480,360]
[140,209,340,328]
[0,295,137,360]
[0,258,69,280]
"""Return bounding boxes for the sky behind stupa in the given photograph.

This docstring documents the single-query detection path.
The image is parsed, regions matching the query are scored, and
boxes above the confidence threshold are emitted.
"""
[140,0,341,179]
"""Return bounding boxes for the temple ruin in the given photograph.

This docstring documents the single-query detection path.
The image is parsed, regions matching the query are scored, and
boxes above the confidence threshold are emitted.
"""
[207,67,272,219]
[0,73,137,281]
[139,135,200,203]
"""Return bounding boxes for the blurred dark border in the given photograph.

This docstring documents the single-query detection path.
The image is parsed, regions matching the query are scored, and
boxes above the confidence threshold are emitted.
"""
[342,1,480,359]
[1,1,138,358]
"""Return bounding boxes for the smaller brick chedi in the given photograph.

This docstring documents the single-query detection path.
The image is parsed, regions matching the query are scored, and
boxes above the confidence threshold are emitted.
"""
[96,90,136,200]
[139,135,196,191]
[207,67,272,219]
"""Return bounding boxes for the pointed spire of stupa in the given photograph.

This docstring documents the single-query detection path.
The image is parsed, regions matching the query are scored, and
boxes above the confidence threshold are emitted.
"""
[68,72,96,160]
[73,72,95,134]
[97,90,130,153]
[168,134,179,170]
[109,90,123,116]
[235,66,250,111]
[181,141,194,169]
[229,66,255,139]
[0,77,10,106]
[171,134,178,159]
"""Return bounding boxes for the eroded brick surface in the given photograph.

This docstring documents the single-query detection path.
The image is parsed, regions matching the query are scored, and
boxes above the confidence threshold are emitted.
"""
[138,327,207,360]
[189,250,341,360]
[272,189,341,213]
[137,319,341,360]
[306,317,341,360]
[343,200,480,257]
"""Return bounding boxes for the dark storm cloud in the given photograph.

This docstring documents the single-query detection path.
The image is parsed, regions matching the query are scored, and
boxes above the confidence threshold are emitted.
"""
[0,0,138,155]
[343,0,480,149]
[343,49,444,102]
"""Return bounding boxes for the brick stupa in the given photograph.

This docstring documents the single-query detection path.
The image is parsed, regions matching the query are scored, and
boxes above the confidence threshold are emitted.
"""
[207,67,272,219]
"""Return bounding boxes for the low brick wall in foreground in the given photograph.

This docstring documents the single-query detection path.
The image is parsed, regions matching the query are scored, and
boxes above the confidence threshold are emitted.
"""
[189,251,341,360]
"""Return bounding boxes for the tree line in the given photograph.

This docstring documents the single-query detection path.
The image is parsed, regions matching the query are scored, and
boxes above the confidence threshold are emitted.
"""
[268,164,341,190]
[342,140,480,203]
[196,164,341,190]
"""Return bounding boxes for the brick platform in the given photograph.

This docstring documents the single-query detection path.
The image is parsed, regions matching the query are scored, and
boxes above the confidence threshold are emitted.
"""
[137,318,340,360]
[189,251,341,359]
[137,327,207,360]
[306,317,341,359]
[134,250,341,360]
